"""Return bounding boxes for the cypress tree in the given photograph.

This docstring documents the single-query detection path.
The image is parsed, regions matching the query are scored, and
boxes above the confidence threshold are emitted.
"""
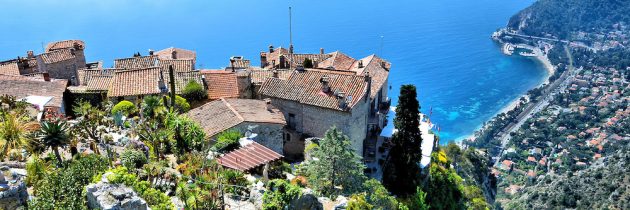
[383,84,423,196]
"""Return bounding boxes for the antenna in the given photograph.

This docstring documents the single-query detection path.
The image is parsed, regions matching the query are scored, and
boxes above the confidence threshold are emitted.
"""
[289,6,294,54]
[380,36,384,56]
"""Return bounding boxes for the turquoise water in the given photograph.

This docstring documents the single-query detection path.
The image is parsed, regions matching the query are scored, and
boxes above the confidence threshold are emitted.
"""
[0,0,545,143]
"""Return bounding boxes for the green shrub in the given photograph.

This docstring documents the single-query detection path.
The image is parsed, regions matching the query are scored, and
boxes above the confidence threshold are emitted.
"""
[182,80,207,102]
[28,154,109,209]
[262,179,302,210]
[212,129,242,152]
[111,100,137,116]
[106,167,174,209]
[347,193,373,210]
[121,149,148,169]
[220,169,249,194]
[160,95,190,113]
[25,156,50,194]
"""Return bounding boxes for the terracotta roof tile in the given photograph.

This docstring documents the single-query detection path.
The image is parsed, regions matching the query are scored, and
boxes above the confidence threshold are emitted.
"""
[108,67,163,97]
[114,55,158,69]
[285,53,332,68]
[245,69,292,84]
[229,59,250,69]
[186,98,284,138]
[0,74,67,108]
[217,141,283,171]
[45,40,85,52]
[0,61,20,75]
[259,70,368,111]
[159,59,194,72]
[155,47,196,61]
[77,68,116,85]
[86,75,113,91]
[318,51,356,70]
[170,71,203,95]
[40,48,76,64]
[201,71,239,100]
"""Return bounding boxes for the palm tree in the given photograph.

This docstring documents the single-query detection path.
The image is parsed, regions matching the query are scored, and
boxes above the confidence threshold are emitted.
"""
[142,96,166,120]
[38,121,70,166]
[0,113,39,160]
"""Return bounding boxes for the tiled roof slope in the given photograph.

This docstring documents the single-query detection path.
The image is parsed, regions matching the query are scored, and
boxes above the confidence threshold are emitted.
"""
[114,55,158,69]
[86,75,113,91]
[0,74,67,108]
[236,69,292,84]
[108,67,163,97]
[318,51,356,70]
[355,55,390,99]
[259,70,368,111]
[40,48,76,64]
[185,98,285,137]
[46,40,85,52]
[159,59,194,72]
[169,71,203,95]
[286,53,332,68]
[217,141,283,171]
[155,47,196,61]
[230,59,250,69]
[0,61,20,75]
[77,68,116,85]
[200,71,239,100]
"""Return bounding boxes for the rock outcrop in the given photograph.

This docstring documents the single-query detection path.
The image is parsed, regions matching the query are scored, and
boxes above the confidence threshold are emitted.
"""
[86,173,148,210]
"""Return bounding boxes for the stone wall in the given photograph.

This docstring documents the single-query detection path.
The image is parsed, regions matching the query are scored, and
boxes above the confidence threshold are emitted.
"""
[270,96,369,157]
[0,181,28,210]
[86,172,148,210]
[229,122,285,155]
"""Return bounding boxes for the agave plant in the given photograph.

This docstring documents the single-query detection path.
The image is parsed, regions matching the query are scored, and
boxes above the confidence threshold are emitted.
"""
[38,120,70,166]
[0,112,39,161]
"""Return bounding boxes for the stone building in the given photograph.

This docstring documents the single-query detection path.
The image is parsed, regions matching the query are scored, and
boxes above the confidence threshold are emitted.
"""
[185,98,286,154]
[0,74,68,113]
[37,40,87,85]
[199,70,240,100]
[259,69,372,159]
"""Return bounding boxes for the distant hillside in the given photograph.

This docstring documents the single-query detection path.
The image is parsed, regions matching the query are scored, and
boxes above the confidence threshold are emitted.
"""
[507,0,630,39]
[504,144,630,209]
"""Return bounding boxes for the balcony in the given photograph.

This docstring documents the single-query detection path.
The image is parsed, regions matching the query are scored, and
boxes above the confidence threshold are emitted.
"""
[378,97,391,114]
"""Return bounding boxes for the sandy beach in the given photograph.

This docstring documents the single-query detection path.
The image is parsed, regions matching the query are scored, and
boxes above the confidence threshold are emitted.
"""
[458,46,556,143]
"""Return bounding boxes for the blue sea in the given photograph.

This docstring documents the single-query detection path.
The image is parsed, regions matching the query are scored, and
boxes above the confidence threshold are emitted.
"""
[0,0,545,143]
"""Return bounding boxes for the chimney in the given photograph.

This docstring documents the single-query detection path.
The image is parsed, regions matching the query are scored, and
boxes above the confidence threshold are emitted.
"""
[230,58,235,72]
[289,44,294,54]
[320,75,330,93]
[279,55,286,69]
[148,49,154,55]
[260,52,268,68]
[320,48,324,54]
[264,98,273,111]
[171,50,177,59]
[313,58,319,68]
[269,45,274,53]
[358,60,364,68]
[27,51,34,59]
[272,70,279,78]
[337,92,346,108]
[43,72,50,82]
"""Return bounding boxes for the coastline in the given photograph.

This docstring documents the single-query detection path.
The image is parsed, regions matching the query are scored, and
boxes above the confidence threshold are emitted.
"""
[458,45,555,143]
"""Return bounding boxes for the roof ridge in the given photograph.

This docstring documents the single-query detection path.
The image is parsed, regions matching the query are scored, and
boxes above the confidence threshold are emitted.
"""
[221,98,245,122]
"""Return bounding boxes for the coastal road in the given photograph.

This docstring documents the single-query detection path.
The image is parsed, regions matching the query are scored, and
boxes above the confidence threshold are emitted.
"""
[492,46,576,167]
[505,32,596,51]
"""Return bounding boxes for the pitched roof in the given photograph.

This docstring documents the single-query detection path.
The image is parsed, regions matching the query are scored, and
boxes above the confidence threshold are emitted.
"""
[39,48,76,64]
[217,141,283,171]
[259,70,368,111]
[241,69,292,84]
[45,40,85,52]
[285,53,332,68]
[0,61,20,75]
[155,47,196,61]
[185,98,286,137]
[317,51,356,70]
[77,68,116,85]
[170,71,203,95]
[86,75,113,91]
[0,74,67,108]
[359,55,390,99]
[108,67,163,97]
[159,59,194,72]
[200,71,239,100]
[114,55,158,69]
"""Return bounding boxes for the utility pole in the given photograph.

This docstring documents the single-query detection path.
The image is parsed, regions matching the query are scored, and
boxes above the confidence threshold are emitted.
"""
[380,35,384,56]
[289,6,294,54]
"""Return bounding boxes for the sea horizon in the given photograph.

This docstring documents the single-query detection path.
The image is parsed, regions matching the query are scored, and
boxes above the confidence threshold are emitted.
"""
[0,0,545,143]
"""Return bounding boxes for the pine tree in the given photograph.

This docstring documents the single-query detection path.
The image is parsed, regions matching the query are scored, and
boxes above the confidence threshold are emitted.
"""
[306,126,366,198]
[383,84,423,196]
